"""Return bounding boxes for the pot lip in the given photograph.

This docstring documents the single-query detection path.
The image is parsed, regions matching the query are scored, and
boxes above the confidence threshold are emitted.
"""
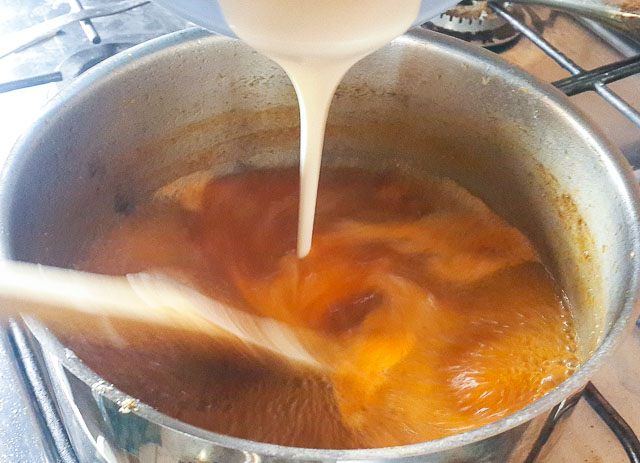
[4,26,640,460]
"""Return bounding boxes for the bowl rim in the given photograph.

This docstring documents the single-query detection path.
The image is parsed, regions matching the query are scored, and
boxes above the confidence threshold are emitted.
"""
[3,26,640,460]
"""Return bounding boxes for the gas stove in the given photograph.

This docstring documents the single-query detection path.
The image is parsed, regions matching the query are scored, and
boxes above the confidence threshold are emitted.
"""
[0,1,639,462]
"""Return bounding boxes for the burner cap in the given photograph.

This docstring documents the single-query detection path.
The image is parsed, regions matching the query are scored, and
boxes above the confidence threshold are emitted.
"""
[423,1,527,48]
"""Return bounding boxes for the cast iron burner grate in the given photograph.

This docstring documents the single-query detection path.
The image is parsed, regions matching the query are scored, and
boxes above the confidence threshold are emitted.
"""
[489,2,640,128]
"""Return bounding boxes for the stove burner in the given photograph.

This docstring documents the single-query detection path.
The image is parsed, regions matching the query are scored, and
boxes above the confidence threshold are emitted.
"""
[423,1,527,48]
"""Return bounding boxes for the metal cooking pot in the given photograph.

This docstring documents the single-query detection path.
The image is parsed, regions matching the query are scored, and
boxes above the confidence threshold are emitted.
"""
[1,27,639,463]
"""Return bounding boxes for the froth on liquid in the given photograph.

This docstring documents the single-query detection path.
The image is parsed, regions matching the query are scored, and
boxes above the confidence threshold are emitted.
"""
[217,0,422,257]
[57,3,582,448]
[64,167,581,448]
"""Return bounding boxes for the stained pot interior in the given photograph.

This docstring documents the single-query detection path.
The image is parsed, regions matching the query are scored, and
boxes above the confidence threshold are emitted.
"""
[2,30,635,372]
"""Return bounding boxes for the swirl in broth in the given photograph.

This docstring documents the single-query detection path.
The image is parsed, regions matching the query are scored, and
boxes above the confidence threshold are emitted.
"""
[55,167,581,449]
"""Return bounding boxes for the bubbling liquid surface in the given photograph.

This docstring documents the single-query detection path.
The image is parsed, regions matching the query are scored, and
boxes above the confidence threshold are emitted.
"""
[63,167,580,448]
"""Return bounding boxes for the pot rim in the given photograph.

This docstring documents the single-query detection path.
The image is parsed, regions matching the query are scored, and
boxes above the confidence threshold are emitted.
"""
[3,26,640,460]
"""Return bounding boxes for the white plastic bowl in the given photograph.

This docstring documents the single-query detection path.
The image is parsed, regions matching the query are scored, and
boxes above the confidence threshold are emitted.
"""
[152,0,462,38]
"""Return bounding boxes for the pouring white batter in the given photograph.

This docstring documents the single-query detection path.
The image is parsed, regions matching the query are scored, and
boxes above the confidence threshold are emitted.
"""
[217,0,422,257]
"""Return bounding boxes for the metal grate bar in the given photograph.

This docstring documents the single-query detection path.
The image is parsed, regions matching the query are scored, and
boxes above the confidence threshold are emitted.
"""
[522,383,640,462]
[584,382,640,463]
[573,17,640,58]
[488,3,581,72]
[487,2,640,128]
[0,72,63,93]
[523,393,582,463]
[553,55,640,96]
[594,83,640,127]
[0,0,149,60]
[68,0,101,45]
[8,320,79,463]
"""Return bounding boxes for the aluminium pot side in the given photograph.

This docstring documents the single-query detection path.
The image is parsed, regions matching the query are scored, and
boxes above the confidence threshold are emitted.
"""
[0,27,639,463]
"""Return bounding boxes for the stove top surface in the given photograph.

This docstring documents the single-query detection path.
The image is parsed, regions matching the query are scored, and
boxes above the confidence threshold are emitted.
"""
[0,1,639,462]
